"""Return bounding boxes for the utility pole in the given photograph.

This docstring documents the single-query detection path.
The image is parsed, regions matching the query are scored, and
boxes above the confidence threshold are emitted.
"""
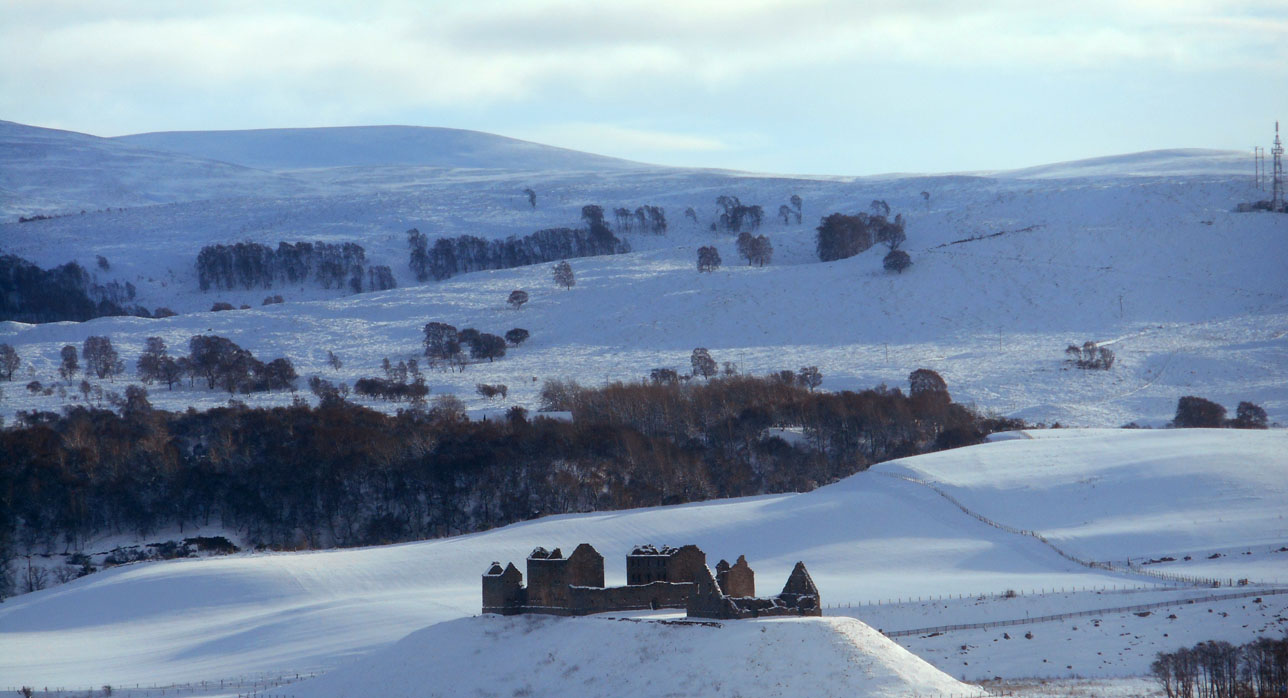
[1272,121,1285,212]
[1254,146,1263,190]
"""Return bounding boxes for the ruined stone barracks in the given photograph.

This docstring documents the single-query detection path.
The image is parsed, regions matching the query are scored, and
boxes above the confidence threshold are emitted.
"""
[482,543,821,619]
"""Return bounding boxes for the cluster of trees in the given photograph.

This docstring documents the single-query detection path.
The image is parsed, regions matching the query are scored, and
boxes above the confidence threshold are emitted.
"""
[815,206,907,263]
[712,196,764,233]
[0,367,1017,590]
[1152,636,1287,698]
[697,246,722,272]
[613,206,667,234]
[1066,341,1116,370]
[1173,396,1269,429]
[540,367,1016,466]
[354,357,429,403]
[181,336,297,393]
[406,218,628,283]
[735,232,773,266]
[423,322,528,369]
[195,241,390,294]
[0,254,152,323]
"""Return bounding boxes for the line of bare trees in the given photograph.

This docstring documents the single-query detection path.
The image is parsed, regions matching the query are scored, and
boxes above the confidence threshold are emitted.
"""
[1153,636,1288,698]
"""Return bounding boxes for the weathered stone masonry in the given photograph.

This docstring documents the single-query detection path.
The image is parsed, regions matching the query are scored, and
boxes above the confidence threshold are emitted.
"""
[482,543,821,620]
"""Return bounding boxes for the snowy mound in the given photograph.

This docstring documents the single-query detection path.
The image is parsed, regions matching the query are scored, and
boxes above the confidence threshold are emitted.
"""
[114,125,649,172]
[286,614,981,698]
[0,120,310,217]
[995,148,1249,178]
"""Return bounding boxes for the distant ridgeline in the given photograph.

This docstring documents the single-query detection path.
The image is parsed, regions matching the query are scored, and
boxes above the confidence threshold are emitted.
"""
[0,253,151,323]
[407,207,631,282]
[195,241,396,294]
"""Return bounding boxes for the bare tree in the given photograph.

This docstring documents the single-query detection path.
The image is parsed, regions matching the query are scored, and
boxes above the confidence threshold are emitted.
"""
[523,187,537,209]
[423,322,461,363]
[736,232,755,265]
[797,366,822,391]
[0,344,18,381]
[697,246,722,272]
[508,289,529,310]
[471,333,507,362]
[883,249,912,274]
[505,328,530,346]
[908,368,949,397]
[552,260,575,289]
[749,235,772,267]
[691,348,717,379]
[83,336,124,380]
[59,344,79,380]
[136,337,168,384]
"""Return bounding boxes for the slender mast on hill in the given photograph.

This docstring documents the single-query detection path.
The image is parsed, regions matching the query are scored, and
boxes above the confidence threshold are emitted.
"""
[1273,121,1285,212]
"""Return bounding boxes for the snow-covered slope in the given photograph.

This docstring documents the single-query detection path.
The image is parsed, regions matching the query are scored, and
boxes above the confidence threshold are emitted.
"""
[0,121,313,218]
[994,148,1251,179]
[114,125,650,172]
[286,614,980,698]
[2,142,1284,427]
[1,429,1282,688]
[885,428,1288,566]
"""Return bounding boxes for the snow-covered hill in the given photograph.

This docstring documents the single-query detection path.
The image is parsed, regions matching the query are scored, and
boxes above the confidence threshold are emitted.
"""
[114,125,650,172]
[992,148,1251,179]
[1,429,1282,689]
[2,143,1283,426]
[285,614,980,698]
[0,121,314,218]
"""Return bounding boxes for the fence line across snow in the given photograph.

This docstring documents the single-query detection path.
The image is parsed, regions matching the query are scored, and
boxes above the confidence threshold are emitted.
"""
[879,586,1288,638]
[872,472,1252,588]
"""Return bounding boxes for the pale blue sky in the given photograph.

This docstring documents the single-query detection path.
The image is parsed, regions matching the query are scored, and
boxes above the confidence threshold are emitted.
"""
[3,0,1286,175]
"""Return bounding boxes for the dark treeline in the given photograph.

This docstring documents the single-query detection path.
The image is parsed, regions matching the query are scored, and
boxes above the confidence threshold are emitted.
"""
[196,241,394,294]
[0,373,1017,594]
[407,220,630,282]
[1152,636,1288,698]
[0,254,151,323]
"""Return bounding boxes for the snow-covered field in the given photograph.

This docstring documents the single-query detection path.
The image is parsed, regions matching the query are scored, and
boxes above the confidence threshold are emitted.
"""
[1,429,1283,693]
[1,122,1285,696]
[2,121,1285,428]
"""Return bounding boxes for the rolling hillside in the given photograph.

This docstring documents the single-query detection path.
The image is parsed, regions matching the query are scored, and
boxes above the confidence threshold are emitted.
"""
[0,121,314,218]
[1,126,1283,427]
[0,429,1282,688]
[114,125,652,172]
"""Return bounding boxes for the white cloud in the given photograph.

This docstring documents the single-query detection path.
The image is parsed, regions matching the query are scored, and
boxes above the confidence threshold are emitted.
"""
[0,0,1282,160]
[4,0,1282,111]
